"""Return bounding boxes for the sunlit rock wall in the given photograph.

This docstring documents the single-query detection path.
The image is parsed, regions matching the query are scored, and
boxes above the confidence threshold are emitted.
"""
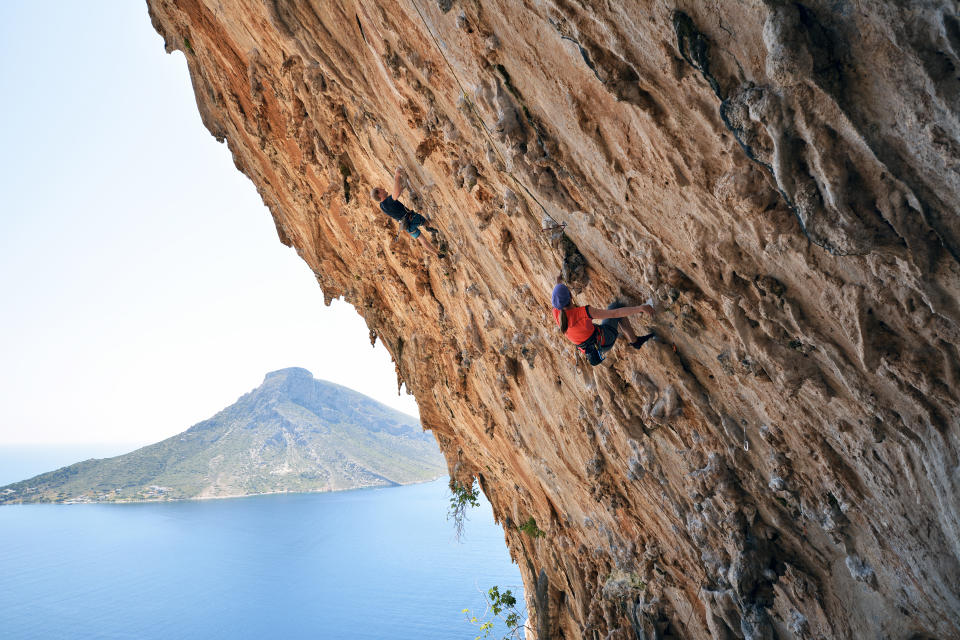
[147,1,960,637]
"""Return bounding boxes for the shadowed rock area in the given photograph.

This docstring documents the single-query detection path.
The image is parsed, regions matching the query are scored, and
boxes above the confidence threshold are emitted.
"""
[146,1,959,638]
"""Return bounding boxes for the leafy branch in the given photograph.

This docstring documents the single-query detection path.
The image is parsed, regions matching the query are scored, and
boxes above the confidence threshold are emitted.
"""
[448,479,480,541]
[517,516,545,539]
[463,585,527,640]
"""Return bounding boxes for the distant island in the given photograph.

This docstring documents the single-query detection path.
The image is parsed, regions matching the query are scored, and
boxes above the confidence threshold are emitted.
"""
[0,368,446,504]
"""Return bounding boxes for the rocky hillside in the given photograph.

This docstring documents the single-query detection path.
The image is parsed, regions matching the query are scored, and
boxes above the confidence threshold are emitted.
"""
[146,2,959,638]
[0,368,444,503]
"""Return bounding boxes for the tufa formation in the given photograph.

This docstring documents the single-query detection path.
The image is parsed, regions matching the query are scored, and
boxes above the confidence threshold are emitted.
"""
[147,1,959,638]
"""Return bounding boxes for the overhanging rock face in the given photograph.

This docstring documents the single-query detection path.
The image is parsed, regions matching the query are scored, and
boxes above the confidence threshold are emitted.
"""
[147,1,960,637]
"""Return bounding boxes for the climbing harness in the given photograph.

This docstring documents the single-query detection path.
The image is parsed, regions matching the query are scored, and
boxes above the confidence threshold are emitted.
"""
[394,211,413,241]
[577,342,606,366]
[574,325,611,366]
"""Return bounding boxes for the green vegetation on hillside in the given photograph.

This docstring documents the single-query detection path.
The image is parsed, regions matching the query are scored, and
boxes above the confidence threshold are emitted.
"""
[0,368,445,504]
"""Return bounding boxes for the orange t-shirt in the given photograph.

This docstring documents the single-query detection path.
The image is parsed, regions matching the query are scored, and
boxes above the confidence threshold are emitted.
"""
[553,305,596,345]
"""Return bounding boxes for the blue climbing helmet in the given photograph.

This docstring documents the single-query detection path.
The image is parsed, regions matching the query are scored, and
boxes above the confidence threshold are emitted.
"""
[552,283,571,309]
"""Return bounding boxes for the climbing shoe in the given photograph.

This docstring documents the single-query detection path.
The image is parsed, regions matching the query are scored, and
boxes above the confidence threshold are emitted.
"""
[631,333,656,349]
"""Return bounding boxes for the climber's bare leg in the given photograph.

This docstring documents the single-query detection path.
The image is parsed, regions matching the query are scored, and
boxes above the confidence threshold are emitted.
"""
[418,233,440,257]
[619,317,638,343]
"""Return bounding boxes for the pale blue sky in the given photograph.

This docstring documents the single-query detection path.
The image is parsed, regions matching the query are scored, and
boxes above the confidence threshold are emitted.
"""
[0,2,418,447]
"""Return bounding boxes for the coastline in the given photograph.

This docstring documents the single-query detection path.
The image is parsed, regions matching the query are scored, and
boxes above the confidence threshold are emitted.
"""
[1,474,448,506]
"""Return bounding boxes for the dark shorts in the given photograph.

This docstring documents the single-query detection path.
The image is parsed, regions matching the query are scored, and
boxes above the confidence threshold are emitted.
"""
[597,302,624,356]
[406,213,426,238]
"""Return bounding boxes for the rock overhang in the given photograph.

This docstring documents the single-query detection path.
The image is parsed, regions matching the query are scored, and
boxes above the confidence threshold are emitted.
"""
[146,1,960,638]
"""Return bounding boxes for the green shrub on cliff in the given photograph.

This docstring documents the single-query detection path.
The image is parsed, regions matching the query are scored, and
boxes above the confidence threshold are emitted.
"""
[448,479,480,541]
[517,516,544,539]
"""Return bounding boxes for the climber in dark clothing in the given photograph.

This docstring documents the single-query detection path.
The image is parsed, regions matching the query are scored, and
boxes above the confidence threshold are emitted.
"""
[551,275,656,366]
[371,168,442,257]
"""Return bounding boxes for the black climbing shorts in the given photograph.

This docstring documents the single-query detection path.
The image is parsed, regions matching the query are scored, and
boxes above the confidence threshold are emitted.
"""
[597,323,619,356]
[597,301,624,356]
[406,212,427,238]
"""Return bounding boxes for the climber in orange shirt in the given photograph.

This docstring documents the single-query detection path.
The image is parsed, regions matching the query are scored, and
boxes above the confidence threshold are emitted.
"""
[551,275,655,366]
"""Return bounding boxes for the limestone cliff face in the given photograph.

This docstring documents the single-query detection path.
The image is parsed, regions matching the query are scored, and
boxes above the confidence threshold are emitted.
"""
[147,1,959,637]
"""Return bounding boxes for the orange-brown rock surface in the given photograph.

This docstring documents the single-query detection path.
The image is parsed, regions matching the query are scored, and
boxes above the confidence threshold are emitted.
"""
[147,1,960,637]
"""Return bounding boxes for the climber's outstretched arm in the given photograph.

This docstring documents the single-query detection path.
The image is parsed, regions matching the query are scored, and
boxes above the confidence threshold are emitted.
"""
[392,167,404,200]
[590,305,654,320]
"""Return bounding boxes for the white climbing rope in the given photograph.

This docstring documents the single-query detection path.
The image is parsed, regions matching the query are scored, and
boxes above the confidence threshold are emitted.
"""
[407,0,571,236]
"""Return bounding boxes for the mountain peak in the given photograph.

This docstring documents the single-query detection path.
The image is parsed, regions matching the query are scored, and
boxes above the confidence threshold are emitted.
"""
[1,368,442,502]
[263,367,314,381]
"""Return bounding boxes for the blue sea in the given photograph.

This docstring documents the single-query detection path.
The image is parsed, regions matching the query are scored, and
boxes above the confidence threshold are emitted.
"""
[0,470,523,639]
